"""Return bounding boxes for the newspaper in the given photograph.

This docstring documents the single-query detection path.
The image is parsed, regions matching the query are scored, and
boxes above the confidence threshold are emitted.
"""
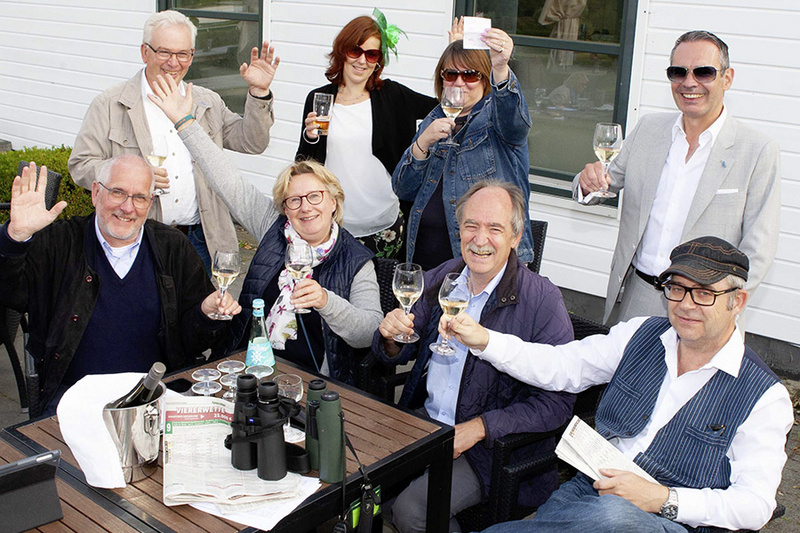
[555,416,657,483]
[162,395,318,521]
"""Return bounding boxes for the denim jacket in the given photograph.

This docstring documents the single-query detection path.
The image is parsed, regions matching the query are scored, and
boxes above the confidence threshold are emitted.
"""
[392,68,533,263]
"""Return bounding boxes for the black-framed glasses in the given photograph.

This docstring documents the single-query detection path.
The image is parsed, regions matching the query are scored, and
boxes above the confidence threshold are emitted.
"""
[666,65,723,83]
[145,43,194,63]
[283,190,326,210]
[441,69,484,83]
[346,46,381,63]
[661,281,738,307]
[97,182,153,209]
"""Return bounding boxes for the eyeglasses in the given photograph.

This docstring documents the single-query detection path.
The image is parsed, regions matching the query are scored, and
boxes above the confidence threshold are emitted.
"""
[666,65,723,83]
[440,69,484,83]
[346,46,381,63]
[146,43,194,63]
[283,190,326,210]
[97,182,153,209]
[661,281,738,306]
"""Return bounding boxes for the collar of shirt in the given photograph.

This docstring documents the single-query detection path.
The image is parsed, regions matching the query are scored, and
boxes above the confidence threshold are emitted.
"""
[660,322,745,379]
[672,106,728,150]
[94,216,144,277]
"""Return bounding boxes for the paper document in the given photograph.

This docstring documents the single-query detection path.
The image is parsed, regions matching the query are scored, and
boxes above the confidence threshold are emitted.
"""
[555,416,657,483]
[463,17,491,49]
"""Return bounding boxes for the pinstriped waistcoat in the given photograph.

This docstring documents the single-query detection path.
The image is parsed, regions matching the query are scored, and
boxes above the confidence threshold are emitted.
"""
[596,317,778,492]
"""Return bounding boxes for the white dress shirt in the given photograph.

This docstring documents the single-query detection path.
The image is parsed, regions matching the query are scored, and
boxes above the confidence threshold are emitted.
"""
[473,316,793,531]
[94,217,143,278]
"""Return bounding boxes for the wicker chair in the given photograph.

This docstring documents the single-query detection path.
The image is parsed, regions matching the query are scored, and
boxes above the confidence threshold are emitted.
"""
[528,220,548,274]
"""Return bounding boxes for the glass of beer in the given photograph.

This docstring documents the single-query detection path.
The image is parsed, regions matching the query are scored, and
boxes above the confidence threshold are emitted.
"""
[313,93,334,136]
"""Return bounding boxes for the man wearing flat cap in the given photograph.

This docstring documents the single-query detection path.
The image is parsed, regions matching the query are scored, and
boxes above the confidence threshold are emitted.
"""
[445,236,793,533]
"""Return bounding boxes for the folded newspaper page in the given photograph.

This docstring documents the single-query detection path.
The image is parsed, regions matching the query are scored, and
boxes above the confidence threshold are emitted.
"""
[555,415,657,483]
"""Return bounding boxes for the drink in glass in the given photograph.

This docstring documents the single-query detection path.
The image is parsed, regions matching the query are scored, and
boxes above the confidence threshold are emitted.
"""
[313,93,334,136]
[591,122,623,199]
[392,263,424,343]
[429,273,472,356]
[440,86,465,147]
[286,241,314,314]
[209,250,240,320]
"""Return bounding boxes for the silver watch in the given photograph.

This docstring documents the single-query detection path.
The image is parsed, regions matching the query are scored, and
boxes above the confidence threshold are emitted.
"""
[660,487,678,521]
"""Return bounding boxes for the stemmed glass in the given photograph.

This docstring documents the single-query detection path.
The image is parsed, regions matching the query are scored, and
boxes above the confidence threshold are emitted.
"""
[440,86,465,147]
[191,368,222,396]
[429,273,472,356]
[209,250,240,320]
[246,364,274,381]
[392,263,424,344]
[217,360,246,402]
[591,122,623,199]
[275,374,305,443]
[146,135,169,196]
[286,241,314,314]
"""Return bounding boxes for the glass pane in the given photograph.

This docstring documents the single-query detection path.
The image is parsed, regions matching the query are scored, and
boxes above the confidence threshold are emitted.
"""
[509,48,617,175]
[174,0,258,14]
[475,0,622,45]
[185,18,259,115]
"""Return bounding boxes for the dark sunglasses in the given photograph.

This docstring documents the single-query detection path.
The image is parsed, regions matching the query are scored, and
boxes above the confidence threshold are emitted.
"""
[440,69,484,83]
[666,65,723,83]
[346,46,381,63]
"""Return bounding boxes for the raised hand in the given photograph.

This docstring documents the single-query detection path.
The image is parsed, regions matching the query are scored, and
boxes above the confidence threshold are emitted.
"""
[240,41,280,97]
[7,163,67,242]
[448,16,464,43]
[578,161,611,197]
[147,74,194,125]
[481,28,513,82]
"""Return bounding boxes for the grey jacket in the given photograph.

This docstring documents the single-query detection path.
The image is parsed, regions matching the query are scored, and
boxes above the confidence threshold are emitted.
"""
[68,70,274,259]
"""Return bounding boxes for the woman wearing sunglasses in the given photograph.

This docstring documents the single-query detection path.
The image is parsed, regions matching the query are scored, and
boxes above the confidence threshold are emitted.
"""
[296,13,437,260]
[148,74,382,386]
[393,32,535,270]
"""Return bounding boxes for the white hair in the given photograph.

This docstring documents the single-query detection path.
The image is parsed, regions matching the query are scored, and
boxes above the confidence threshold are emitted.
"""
[143,10,197,48]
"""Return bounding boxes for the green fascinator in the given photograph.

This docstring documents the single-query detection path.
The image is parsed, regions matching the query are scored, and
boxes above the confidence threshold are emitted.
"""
[373,7,406,64]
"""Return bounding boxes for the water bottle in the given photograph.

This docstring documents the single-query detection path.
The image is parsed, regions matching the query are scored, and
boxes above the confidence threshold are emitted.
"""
[305,379,327,471]
[317,390,344,483]
[246,298,274,367]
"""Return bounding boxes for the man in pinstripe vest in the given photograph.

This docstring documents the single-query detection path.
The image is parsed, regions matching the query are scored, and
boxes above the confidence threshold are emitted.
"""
[447,236,793,532]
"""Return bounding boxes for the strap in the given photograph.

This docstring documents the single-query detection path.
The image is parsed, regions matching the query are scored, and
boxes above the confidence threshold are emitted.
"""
[337,411,381,532]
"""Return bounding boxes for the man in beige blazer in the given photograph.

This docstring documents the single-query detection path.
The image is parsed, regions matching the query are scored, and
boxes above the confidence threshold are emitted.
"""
[69,10,278,272]
[574,30,780,325]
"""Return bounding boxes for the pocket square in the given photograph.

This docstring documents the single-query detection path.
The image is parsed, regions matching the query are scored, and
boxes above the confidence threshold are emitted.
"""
[716,189,738,195]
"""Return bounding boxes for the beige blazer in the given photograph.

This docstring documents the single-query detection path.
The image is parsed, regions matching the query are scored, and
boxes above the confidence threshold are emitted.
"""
[68,70,274,259]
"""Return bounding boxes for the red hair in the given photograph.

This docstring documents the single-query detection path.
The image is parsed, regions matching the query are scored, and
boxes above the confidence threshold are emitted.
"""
[325,16,385,91]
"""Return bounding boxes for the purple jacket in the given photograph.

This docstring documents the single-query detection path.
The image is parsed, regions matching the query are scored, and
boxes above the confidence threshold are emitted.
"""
[372,253,575,507]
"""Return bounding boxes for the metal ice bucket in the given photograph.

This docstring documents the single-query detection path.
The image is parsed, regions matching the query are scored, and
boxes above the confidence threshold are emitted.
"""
[102,383,165,483]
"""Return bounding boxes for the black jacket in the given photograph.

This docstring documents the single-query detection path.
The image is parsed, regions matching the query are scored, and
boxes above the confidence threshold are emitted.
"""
[0,216,225,416]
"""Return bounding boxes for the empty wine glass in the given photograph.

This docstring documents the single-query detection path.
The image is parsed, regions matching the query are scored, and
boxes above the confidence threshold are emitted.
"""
[286,241,314,314]
[429,273,472,356]
[246,364,274,381]
[392,263,424,344]
[217,360,246,401]
[440,86,465,147]
[590,122,623,199]
[276,374,305,443]
[191,368,222,396]
[209,250,241,320]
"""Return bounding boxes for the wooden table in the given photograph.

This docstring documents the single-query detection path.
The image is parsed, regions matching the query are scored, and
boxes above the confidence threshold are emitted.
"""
[1,356,454,532]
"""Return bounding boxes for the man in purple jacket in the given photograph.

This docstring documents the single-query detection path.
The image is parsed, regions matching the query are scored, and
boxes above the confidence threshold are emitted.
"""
[373,180,575,533]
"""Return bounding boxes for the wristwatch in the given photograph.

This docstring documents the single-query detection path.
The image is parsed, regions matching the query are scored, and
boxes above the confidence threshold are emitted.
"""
[660,487,679,521]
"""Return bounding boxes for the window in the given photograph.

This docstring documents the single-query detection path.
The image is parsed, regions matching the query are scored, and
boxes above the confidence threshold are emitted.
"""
[160,0,262,115]
[460,0,636,198]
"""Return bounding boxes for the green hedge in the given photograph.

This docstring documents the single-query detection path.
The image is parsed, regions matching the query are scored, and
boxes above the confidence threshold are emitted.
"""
[0,145,94,224]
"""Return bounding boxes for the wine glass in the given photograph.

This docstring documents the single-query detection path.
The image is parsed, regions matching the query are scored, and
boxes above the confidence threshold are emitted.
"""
[217,360,246,402]
[591,122,623,199]
[209,250,240,320]
[146,135,170,196]
[246,364,274,381]
[286,241,314,314]
[392,263,424,344]
[275,374,305,443]
[191,368,222,396]
[429,273,472,356]
[440,86,465,147]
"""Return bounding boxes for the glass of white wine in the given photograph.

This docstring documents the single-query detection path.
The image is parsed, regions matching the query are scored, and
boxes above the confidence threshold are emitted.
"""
[429,272,472,356]
[286,241,314,314]
[440,86,465,147]
[276,374,305,443]
[209,250,240,320]
[591,122,623,199]
[146,135,170,196]
[392,263,424,344]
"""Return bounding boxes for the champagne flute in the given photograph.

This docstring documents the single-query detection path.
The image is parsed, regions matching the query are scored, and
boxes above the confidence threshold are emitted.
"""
[440,86,465,147]
[276,374,305,443]
[286,241,314,314]
[146,135,170,196]
[209,250,241,320]
[429,273,472,356]
[392,263,424,343]
[591,122,623,199]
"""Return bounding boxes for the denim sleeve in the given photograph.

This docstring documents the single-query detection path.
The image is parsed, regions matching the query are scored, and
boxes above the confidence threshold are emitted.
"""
[489,68,532,147]
[391,113,438,203]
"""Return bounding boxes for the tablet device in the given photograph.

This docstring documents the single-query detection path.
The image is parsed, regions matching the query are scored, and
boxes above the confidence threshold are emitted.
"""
[0,449,63,533]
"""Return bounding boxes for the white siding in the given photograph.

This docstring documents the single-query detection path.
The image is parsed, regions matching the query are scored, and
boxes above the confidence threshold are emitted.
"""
[537,0,800,344]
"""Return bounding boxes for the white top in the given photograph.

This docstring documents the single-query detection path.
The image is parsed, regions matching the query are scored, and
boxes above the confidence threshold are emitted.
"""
[141,71,199,226]
[473,316,793,531]
[324,100,399,237]
[633,109,728,276]
[94,216,143,278]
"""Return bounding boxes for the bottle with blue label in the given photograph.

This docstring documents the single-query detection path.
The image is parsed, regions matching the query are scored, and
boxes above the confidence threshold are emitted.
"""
[246,299,275,367]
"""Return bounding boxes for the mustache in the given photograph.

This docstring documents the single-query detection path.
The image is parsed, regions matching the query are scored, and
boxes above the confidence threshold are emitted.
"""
[466,243,495,255]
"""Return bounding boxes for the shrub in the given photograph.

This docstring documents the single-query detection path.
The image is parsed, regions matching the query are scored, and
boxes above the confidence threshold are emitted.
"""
[0,145,94,224]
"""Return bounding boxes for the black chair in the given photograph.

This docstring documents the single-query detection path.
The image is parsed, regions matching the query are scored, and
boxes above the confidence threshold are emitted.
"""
[528,220,548,274]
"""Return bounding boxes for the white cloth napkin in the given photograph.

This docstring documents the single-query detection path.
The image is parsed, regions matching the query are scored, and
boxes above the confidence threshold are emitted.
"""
[57,373,145,488]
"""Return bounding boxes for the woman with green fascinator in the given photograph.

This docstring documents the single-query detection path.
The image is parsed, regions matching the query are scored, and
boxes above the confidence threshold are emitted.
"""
[296,9,437,259]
